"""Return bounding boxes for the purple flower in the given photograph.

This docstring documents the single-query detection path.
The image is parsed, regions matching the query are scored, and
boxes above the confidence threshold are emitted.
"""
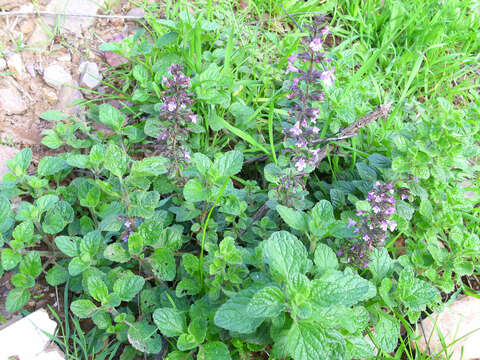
[347,218,357,228]
[309,37,323,52]
[295,158,307,171]
[320,67,335,87]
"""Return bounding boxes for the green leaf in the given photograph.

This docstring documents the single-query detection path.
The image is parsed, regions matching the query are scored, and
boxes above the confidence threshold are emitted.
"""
[419,198,433,217]
[89,144,105,165]
[55,236,79,257]
[11,273,34,288]
[66,154,90,169]
[183,179,209,202]
[287,321,344,360]
[19,251,42,278]
[12,221,33,244]
[46,265,68,286]
[42,201,74,234]
[88,276,109,303]
[40,110,68,121]
[369,248,393,283]
[198,342,231,360]
[375,313,400,353]
[36,194,59,213]
[312,271,376,307]
[211,150,243,178]
[80,230,103,256]
[71,299,97,318]
[192,153,212,175]
[104,143,128,177]
[128,191,160,219]
[261,231,311,281]
[37,156,70,176]
[6,288,30,312]
[129,320,163,354]
[309,200,335,237]
[130,157,168,177]
[177,334,199,351]
[104,243,130,263]
[276,205,308,231]
[1,249,21,270]
[356,162,377,182]
[314,243,338,274]
[153,307,186,337]
[346,336,374,359]
[149,248,176,281]
[214,286,265,334]
[68,257,90,276]
[99,103,125,132]
[42,133,63,149]
[113,274,145,302]
[396,267,440,311]
[247,286,285,318]
[396,200,414,220]
[7,148,32,176]
[128,233,144,256]
[132,64,149,84]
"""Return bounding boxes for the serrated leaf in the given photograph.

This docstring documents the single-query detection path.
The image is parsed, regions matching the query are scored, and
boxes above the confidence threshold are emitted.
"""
[46,265,68,286]
[68,257,90,276]
[88,276,109,303]
[55,236,79,257]
[130,157,169,177]
[261,231,311,281]
[287,321,344,360]
[247,286,285,318]
[214,286,265,334]
[127,321,163,354]
[6,288,30,312]
[104,243,130,263]
[149,248,176,281]
[104,143,128,177]
[99,103,125,132]
[113,274,145,302]
[40,110,68,121]
[314,243,338,273]
[183,179,209,202]
[369,248,393,283]
[396,267,439,311]
[312,271,376,307]
[197,342,231,360]
[276,205,308,231]
[1,249,21,270]
[375,313,400,353]
[19,251,42,278]
[71,299,97,318]
[153,307,186,337]
[37,156,70,176]
[211,150,243,178]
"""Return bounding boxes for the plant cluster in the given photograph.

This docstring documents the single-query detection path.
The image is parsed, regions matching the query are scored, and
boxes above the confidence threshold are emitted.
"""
[0,6,478,360]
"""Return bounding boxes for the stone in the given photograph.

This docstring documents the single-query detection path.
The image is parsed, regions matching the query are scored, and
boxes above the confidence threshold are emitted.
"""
[416,296,480,360]
[0,308,64,359]
[0,145,18,181]
[26,63,36,77]
[43,88,58,105]
[79,61,102,88]
[43,64,73,88]
[126,7,145,20]
[20,19,35,34]
[57,80,83,115]
[0,58,6,71]
[44,0,106,35]
[7,52,24,80]
[0,87,27,115]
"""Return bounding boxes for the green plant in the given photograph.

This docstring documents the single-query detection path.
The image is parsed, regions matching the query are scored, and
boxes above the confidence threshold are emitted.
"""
[1,4,479,360]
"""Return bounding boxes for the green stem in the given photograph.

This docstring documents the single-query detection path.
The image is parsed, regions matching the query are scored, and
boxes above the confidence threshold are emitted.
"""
[199,178,229,288]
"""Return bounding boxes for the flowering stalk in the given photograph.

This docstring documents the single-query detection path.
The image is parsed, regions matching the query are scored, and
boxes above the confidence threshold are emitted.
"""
[340,182,402,267]
[156,64,197,176]
[284,16,335,173]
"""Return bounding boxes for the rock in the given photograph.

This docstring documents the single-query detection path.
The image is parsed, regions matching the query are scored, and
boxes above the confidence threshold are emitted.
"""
[7,52,24,80]
[416,296,480,360]
[57,80,83,115]
[43,64,72,88]
[0,87,27,115]
[20,19,35,34]
[103,34,129,67]
[42,88,58,105]
[0,146,19,181]
[0,308,64,359]
[45,0,106,35]
[126,7,145,20]
[79,61,102,88]
[26,63,36,77]
[0,58,6,71]
[58,54,71,62]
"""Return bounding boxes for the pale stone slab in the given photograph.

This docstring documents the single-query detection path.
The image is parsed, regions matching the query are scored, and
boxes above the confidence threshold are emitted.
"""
[416,296,480,360]
[0,309,63,360]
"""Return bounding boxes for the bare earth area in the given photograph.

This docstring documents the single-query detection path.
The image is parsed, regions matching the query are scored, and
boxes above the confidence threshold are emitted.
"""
[0,0,147,176]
